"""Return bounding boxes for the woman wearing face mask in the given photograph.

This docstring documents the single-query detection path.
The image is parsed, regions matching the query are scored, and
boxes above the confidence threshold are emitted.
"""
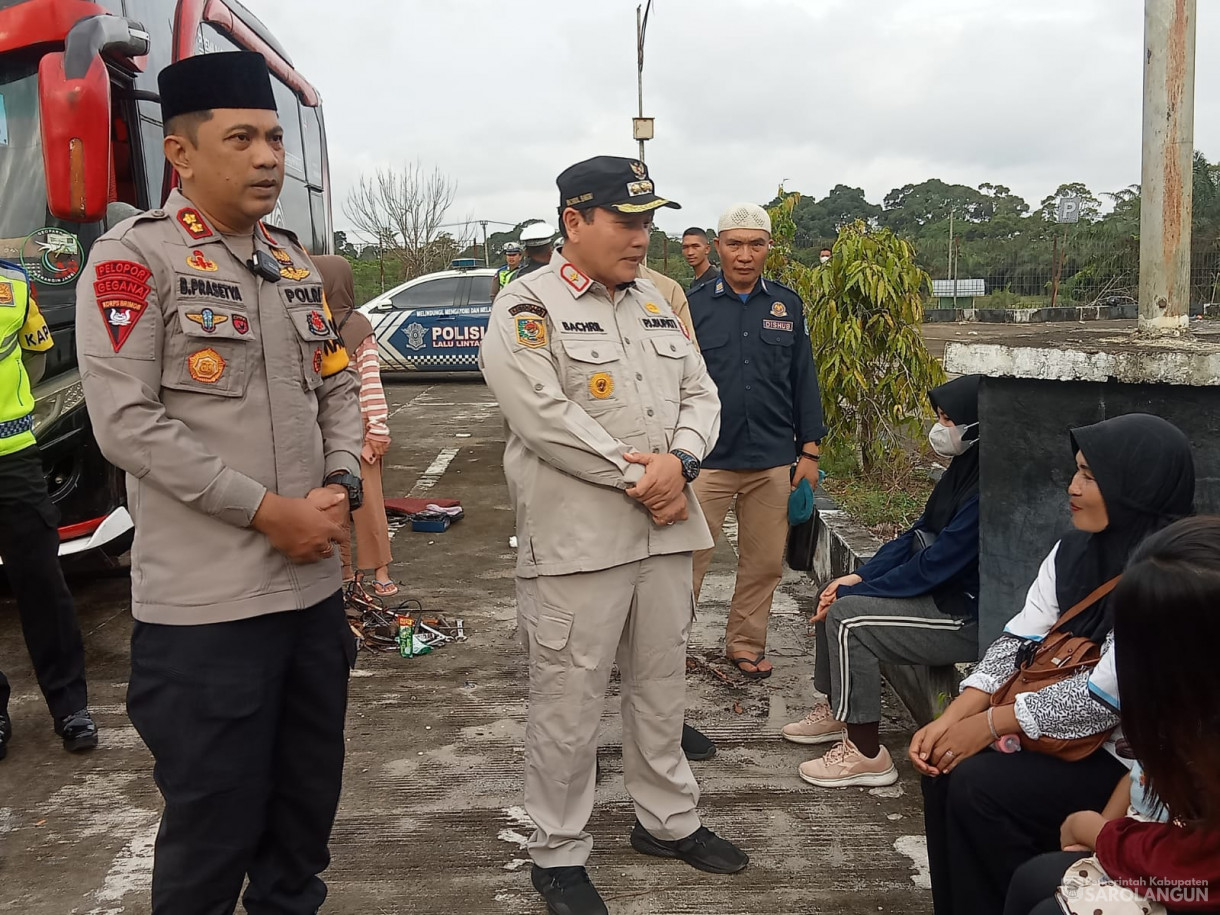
[781,375,984,788]
[912,413,1195,915]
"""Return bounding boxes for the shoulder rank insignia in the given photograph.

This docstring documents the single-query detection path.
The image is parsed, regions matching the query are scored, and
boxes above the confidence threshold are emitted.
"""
[559,262,591,294]
[714,279,724,295]
[177,208,213,239]
[644,302,661,315]
[515,316,547,348]
[771,302,788,317]
[186,308,228,333]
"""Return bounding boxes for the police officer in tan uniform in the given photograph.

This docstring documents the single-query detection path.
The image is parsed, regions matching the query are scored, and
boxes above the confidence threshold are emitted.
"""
[76,52,362,915]
[480,156,748,915]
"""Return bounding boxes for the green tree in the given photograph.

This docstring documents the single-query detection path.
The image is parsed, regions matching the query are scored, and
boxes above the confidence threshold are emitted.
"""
[767,194,944,473]
[332,230,357,258]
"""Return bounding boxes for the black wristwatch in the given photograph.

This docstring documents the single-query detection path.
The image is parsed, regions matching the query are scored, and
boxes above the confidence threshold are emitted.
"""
[324,471,364,511]
[670,449,701,482]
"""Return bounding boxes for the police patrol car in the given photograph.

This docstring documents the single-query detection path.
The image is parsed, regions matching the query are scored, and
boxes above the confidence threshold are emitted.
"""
[359,259,497,373]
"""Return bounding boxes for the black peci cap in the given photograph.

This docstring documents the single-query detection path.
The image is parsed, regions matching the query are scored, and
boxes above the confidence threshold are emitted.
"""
[557,156,680,215]
[158,51,277,122]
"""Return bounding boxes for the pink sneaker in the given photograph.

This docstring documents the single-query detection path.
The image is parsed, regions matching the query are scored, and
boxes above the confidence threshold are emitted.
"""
[798,740,898,788]
[781,702,847,746]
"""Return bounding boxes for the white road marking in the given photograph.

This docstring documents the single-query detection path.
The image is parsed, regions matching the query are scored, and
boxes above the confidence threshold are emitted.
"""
[410,448,460,498]
[87,824,158,915]
[894,835,932,889]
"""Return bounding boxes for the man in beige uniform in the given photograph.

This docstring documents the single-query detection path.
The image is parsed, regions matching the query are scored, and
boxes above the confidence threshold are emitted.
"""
[481,156,748,915]
[76,53,362,915]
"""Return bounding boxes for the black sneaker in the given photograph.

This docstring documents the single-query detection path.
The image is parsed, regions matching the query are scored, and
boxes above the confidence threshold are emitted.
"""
[0,711,10,761]
[630,820,749,874]
[54,709,98,753]
[682,723,716,761]
[530,864,608,915]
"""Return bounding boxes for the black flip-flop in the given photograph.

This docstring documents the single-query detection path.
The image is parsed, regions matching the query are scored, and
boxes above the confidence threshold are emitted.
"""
[728,653,773,680]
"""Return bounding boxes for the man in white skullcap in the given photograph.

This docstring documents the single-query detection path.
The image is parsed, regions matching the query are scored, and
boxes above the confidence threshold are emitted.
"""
[686,202,826,679]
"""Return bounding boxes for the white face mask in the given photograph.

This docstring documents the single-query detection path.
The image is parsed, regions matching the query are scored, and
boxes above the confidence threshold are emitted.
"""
[928,421,977,458]
[819,255,830,264]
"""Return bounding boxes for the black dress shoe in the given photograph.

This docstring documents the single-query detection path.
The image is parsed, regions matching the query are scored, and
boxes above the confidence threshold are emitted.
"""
[54,709,98,753]
[682,723,716,761]
[630,820,749,874]
[0,711,11,761]
[530,865,608,915]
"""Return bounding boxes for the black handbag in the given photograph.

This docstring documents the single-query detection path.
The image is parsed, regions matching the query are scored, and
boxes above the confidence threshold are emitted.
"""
[785,507,819,572]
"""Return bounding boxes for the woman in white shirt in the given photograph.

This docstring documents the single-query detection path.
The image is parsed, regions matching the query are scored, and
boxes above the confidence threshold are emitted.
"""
[910,413,1196,915]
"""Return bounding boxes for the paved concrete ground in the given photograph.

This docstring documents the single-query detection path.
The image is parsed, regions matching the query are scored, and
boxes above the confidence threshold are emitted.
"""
[0,377,933,915]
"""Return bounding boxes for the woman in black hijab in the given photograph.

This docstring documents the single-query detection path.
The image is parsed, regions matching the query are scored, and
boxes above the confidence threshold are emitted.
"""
[911,413,1195,915]
[782,375,985,789]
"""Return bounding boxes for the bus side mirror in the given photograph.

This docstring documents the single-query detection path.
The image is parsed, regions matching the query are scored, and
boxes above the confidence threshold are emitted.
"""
[38,16,149,223]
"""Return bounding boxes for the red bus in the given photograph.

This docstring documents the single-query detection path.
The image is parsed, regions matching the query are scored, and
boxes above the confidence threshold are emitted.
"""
[0,0,332,561]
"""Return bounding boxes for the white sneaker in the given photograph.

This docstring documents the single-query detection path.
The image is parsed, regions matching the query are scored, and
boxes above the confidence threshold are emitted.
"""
[798,739,899,788]
[780,702,847,746]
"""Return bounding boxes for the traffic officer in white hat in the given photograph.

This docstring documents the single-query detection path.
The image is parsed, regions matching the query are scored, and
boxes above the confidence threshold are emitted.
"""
[480,155,749,915]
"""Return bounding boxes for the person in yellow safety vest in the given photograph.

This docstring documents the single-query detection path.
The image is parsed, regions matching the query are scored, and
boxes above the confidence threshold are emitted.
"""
[492,242,524,301]
[0,259,96,761]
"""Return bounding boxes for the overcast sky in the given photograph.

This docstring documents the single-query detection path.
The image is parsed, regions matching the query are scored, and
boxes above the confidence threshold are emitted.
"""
[252,0,1220,243]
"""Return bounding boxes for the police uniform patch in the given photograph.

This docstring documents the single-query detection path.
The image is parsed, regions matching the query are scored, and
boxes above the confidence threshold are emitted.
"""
[94,260,153,352]
[231,314,250,335]
[560,263,591,294]
[187,347,225,383]
[771,302,788,317]
[186,308,229,333]
[306,311,329,336]
[280,266,311,281]
[630,161,647,179]
[508,303,548,318]
[644,302,661,314]
[177,208,213,239]
[715,279,725,295]
[186,250,218,272]
[313,348,323,374]
[763,319,794,331]
[0,283,12,306]
[589,372,614,399]
[515,316,547,348]
[269,248,293,266]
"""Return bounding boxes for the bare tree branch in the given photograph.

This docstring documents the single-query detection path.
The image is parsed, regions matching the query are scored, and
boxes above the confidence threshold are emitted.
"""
[342,162,461,280]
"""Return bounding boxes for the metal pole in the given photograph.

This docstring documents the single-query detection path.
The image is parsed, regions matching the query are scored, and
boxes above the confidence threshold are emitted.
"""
[1139,0,1195,333]
[636,5,646,163]
[481,221,489,267]
[948,209,955,308]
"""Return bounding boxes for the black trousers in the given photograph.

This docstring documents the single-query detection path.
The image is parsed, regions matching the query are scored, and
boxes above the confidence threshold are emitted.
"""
[1004,851,1090,915]
[127,593,355,915]
[0,446,88,719]
[922,747,1127,915]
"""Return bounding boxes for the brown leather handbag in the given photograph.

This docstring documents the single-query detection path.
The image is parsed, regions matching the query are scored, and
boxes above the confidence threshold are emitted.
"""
[989,575,1121,762]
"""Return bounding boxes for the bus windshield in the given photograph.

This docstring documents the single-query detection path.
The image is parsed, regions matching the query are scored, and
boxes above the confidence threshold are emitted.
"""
[0,55,50,264]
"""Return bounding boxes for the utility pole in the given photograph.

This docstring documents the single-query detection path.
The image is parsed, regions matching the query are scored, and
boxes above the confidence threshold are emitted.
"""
[947,209,955,308]
[1139,0,1195,334]
[480,220,489,267]
[633,2,654,162]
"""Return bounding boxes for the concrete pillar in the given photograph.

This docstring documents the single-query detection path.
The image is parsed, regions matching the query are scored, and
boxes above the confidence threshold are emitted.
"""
[1138,0,1196,334]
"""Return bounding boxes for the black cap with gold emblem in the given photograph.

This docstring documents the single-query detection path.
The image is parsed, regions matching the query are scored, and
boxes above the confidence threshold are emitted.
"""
[556,156,681,216]
[158,51,278,122]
